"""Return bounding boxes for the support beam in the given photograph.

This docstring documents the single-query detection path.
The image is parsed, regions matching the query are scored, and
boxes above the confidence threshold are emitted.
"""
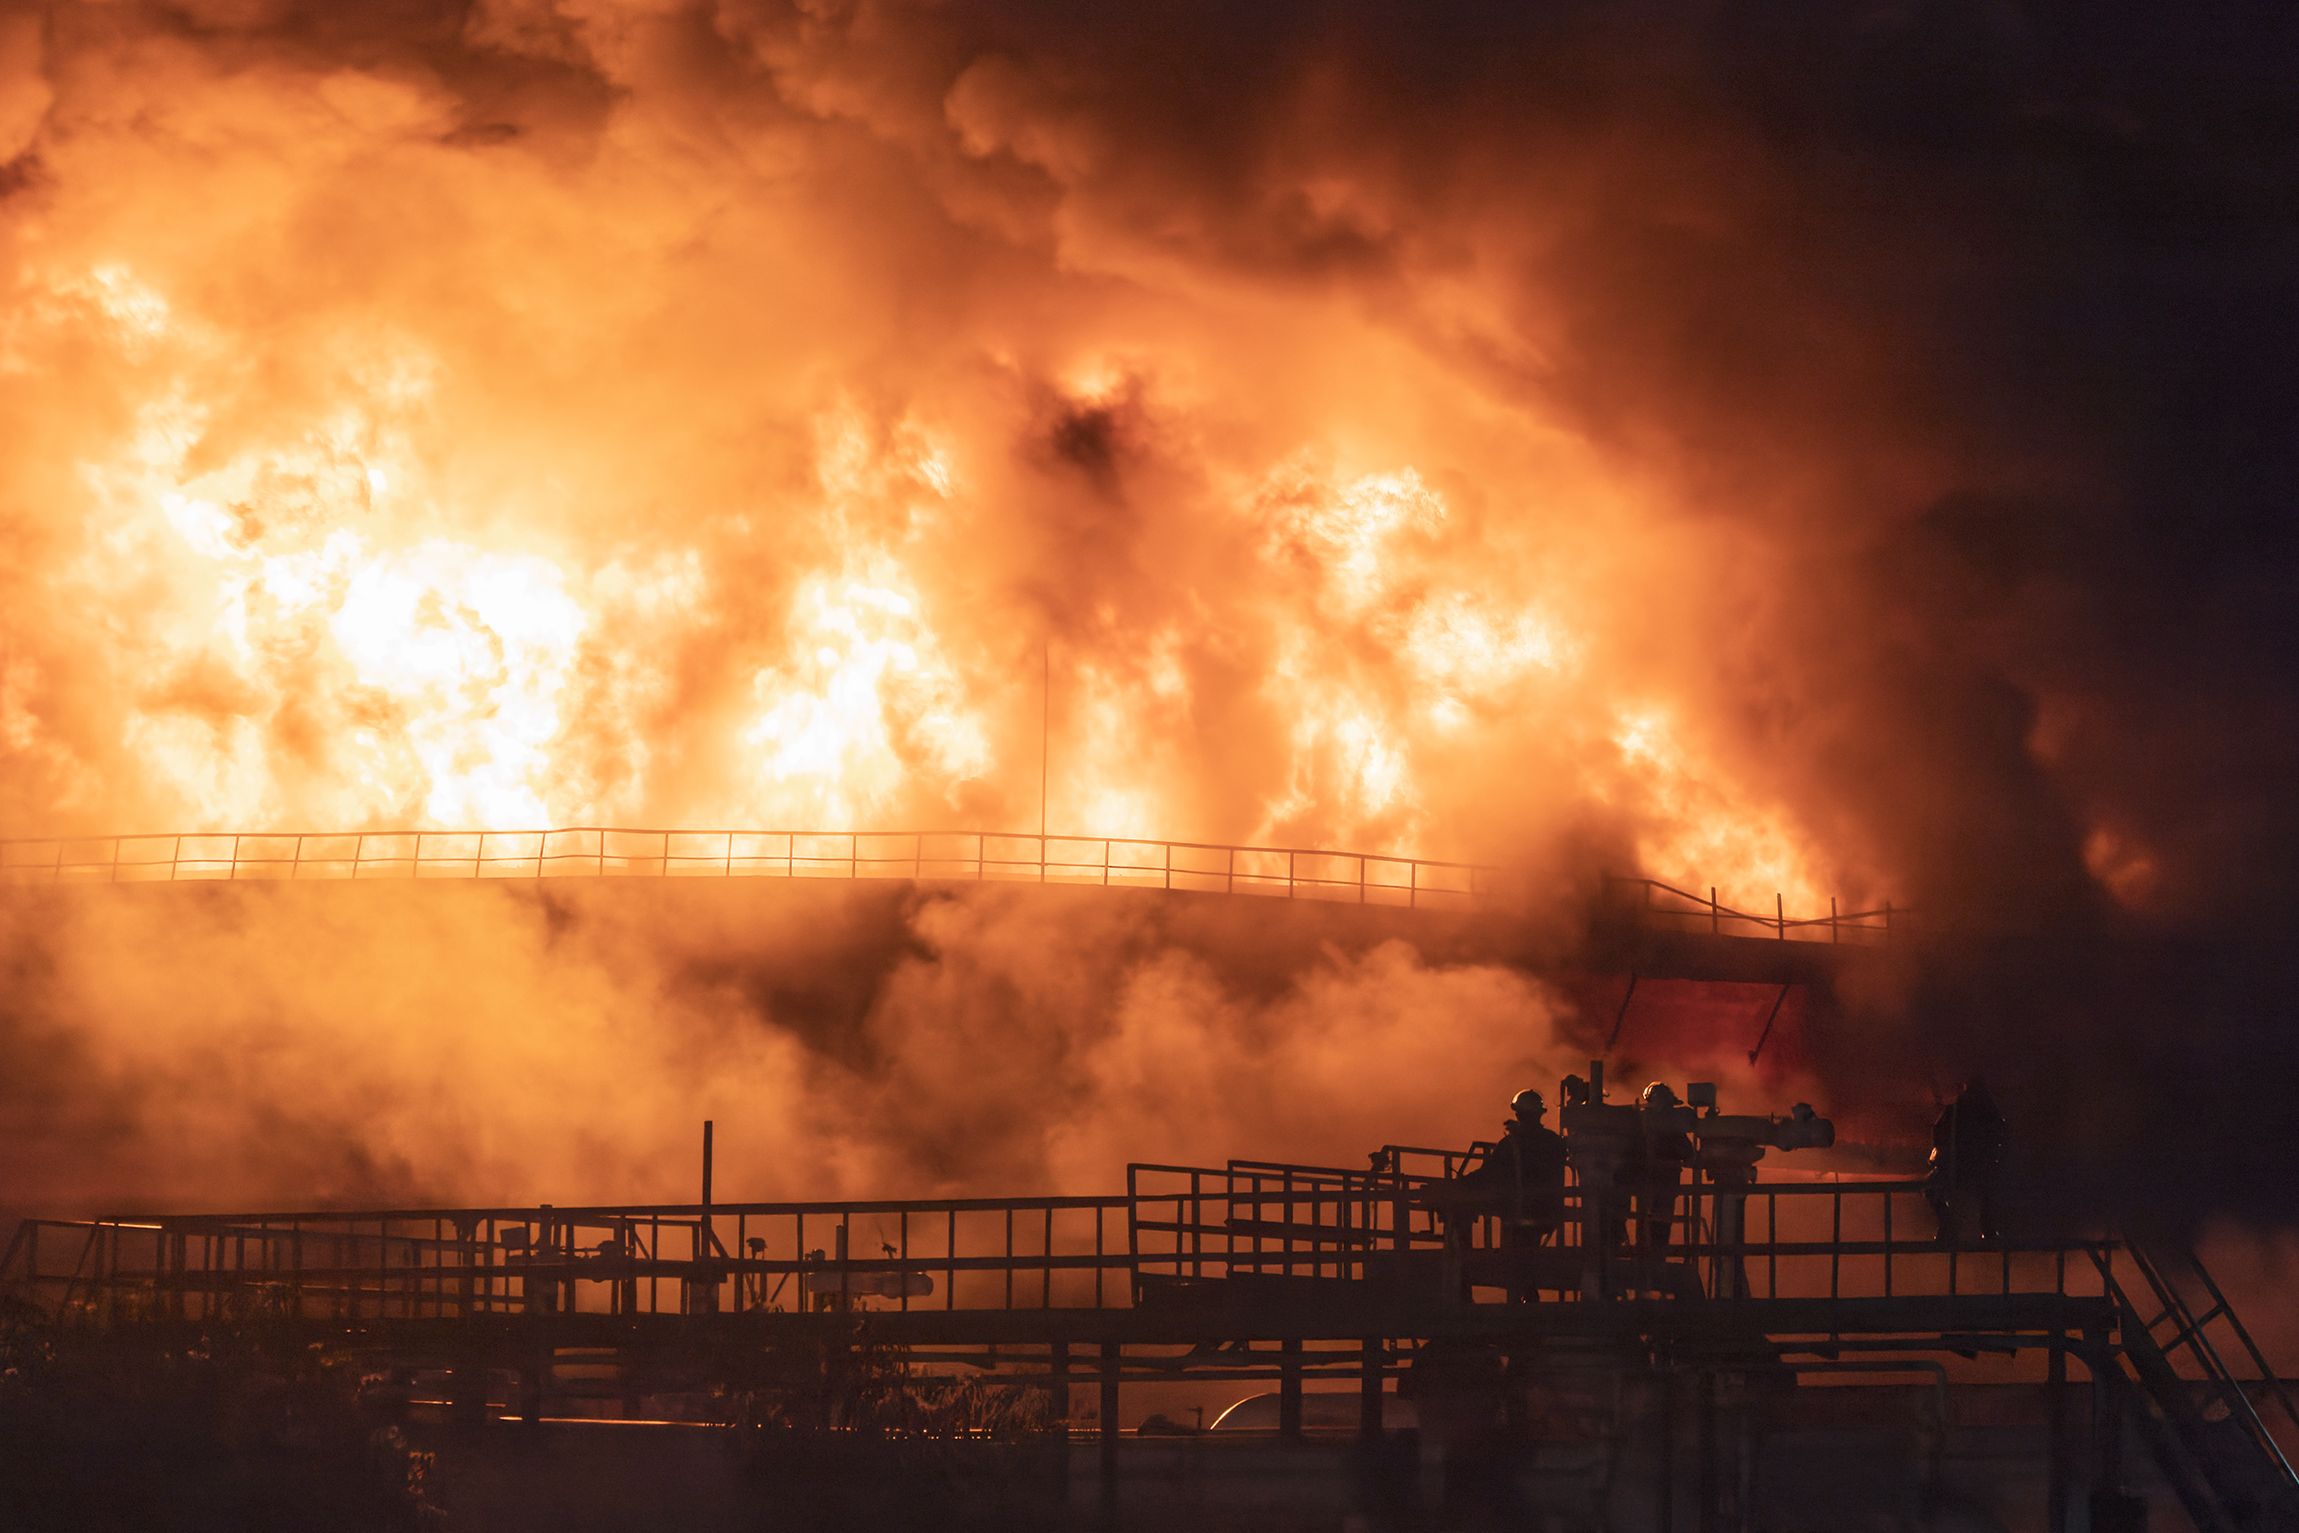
[1050,1338,1072,1506]
[1657,1363,1676,1533]
[2087,1326,2123,1497]
[1607,971,1640,1050]
[520,1347,547,1429]
[691,1122,718,1317]
[2047,1335,2069,1532]
[1697,1368,1719,1533]
[1280,1337,1305,1441]
[1099,1339,1121,1506]
[449,1359,489,1425]
[1360,1337,1384,1442]
[1744,982,1793,1066]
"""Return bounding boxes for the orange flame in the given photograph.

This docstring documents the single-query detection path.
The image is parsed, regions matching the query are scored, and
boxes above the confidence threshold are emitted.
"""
[0,31,1853,915]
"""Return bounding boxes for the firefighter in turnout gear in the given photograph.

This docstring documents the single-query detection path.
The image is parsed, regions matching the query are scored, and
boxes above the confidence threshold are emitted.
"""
[1465,1088,1568,1248]
[1925,1077,2007,1243]
[1443,1088,1569,1302]
[1631,1082,1694,1254]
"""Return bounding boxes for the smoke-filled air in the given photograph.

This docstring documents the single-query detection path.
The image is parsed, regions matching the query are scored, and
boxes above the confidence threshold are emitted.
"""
[4,3,2297,1218]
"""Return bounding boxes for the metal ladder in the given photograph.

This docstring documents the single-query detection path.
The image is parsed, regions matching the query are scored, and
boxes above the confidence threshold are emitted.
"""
[2099,1241,2299,1531]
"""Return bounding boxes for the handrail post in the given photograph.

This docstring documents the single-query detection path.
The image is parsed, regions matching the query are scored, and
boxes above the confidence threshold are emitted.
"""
[1163,840,1171,891]
[1883,1193,1893,1297]
[290,834,302,882]
[1776,891,1785,938]
[1099,1340,1122,1491]
[1357,855,1366,904]
[475,831,486,879]
[1711,885,1719,934]
[230,833,241,881]
[726,831,735,878]
[1287,849,1295,899]
[1102,839,1110,887]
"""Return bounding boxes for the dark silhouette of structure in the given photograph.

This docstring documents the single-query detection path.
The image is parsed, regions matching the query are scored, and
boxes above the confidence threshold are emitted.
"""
[4,1071,2292,1531]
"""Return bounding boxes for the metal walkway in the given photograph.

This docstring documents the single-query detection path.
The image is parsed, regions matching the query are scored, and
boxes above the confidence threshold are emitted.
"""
[0,1158,2128,1352]
[5,1135,2284,1526]
[0,826,1900,938]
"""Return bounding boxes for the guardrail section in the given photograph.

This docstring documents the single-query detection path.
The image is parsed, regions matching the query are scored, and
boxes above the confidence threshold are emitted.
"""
[0,1165,2234,1338]
[1,830,1897,938]
[0,1196,1131,1324]
[0,829,1499,911]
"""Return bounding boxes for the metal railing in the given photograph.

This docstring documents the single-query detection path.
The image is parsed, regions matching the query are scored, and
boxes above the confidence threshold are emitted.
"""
[1129,1154,2123,1310]
[0,1194,1131,1324]
[1600,874,1901,944]
[0,829,1902,937]
[5,1176,2110,1324]
[0,829,1499,911]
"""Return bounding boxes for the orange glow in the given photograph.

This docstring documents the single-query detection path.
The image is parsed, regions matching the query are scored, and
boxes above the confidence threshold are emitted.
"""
[0,11,1905,913]
[1,235,1833,907]
[1609,707,1825,914]
[1,1,2126,1227]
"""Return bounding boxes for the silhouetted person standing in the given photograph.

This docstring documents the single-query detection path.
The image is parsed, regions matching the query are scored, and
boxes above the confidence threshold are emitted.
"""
[1450,1089,1567,1301]
[1477,1088,1568,1246]
[1632,1082,1693,1254]
[1926,1078,2008,1243]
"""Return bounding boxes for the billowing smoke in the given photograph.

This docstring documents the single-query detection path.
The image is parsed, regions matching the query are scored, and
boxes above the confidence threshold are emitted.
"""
[0,0,1911,905]
[2,4,2296,1222]
[0,879,1606,1214]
